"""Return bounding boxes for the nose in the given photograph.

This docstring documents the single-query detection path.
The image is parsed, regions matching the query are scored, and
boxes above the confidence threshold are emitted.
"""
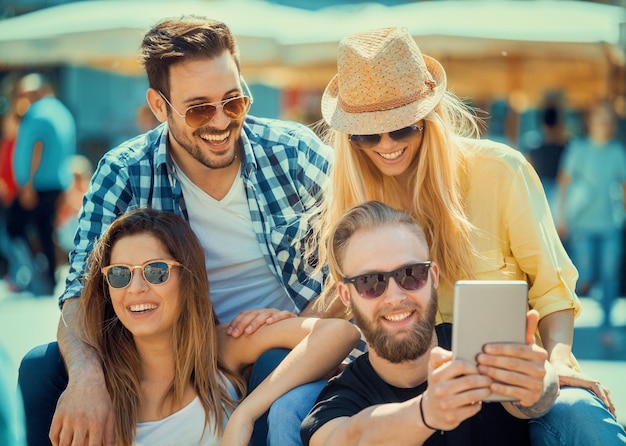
[127,267,148,292]
[377,132,396,150]
[382,277,407,304]
[208,103,232,128]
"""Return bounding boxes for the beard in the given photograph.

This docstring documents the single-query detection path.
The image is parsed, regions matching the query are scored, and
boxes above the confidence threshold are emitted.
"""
[168,115,241,170]
[352,284,438,364]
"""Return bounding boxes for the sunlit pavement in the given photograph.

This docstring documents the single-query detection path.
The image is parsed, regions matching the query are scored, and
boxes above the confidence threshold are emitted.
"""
[1,268,625,426]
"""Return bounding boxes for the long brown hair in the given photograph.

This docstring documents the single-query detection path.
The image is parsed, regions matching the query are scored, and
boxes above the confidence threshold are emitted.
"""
[77,208,245,445]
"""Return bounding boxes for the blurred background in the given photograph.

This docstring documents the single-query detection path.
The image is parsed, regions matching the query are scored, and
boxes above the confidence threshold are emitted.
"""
[1,0,625,156]
[0,0,625,430]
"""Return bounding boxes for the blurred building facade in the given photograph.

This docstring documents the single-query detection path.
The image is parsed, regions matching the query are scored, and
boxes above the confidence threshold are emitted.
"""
[0,0,624,165]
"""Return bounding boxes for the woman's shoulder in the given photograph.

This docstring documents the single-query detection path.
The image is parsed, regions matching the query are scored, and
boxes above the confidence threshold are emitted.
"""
[462,137,527,172]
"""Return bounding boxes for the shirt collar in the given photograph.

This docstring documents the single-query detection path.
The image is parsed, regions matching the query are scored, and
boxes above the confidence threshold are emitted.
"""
[154,122,171,169]
[240,119,258,177]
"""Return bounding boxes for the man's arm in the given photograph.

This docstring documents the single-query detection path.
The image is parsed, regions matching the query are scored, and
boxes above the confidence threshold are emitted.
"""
[310,399,436,446]
[505,373,559,419]
[47,153,133,445]
[49,298,115,446]
[308,348,491,446]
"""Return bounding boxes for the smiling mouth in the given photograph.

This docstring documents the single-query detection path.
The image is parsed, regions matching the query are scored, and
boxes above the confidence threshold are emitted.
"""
[376,148,406,160]
[129,303,159,314]
[382,310,414,322]
[199,129,230,144]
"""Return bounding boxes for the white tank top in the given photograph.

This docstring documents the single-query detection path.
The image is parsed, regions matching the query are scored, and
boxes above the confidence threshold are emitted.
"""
[134,378,238,445]
[175,164,295,322]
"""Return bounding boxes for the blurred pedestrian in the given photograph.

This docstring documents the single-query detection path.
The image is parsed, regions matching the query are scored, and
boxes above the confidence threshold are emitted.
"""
[528,103,568,223]
[6,73,76,296]
[0,109,20,282]
[557,100,626,338]
[54,155,93,255]
[0,109,19,209]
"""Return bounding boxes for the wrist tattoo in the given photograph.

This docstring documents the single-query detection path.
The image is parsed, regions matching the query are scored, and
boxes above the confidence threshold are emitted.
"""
[511,380,559,418]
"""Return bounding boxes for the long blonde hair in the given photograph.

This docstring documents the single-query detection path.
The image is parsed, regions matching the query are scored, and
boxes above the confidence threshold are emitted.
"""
[77,208,246,445]
[312,91,482,310]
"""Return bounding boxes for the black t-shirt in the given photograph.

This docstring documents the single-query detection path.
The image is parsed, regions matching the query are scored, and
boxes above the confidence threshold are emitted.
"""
[301,323,530,446]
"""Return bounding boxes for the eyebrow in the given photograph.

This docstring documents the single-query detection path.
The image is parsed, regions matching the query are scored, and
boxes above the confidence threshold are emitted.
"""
[182,87,242,105]
[349,260,426,276]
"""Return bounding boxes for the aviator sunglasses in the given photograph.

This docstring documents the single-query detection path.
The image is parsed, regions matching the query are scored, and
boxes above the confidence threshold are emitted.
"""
[101,260,182,289]
[342,261,431,299]
[349,123,424,150]
[158,77,253,128]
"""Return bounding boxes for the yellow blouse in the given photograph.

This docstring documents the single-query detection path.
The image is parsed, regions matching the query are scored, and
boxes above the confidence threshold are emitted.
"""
[436,138,581,324]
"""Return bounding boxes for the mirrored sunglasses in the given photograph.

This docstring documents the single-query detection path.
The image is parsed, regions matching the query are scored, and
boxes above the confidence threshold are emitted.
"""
[342,262,431,299]
[159,93,251,128]
[101,260,181,289]
[349,124,424,150]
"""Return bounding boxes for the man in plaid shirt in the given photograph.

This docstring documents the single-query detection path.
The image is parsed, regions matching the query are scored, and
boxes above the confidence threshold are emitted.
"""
[18,16,339,446]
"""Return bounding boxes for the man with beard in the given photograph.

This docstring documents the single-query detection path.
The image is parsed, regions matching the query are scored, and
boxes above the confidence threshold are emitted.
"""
[18,16,333,446]
[301,201,560,446]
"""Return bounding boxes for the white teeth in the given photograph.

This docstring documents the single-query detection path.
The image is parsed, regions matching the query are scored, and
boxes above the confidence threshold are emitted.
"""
[200,130,230,142]
[383,311,412,322]
[377,148,405,160]
[129,303,158,313]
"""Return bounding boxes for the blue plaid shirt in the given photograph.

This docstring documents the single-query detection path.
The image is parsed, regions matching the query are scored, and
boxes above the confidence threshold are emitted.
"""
[60,116,333,315]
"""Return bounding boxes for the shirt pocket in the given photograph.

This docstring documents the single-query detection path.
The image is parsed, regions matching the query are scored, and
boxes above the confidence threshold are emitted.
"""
[269,216,309,267]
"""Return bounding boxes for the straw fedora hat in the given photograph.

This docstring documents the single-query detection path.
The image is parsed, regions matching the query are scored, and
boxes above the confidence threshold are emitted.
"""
[321,27,447,135]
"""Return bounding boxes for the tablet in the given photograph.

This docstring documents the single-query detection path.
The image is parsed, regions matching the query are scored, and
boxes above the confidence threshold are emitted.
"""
[451,280,528,402]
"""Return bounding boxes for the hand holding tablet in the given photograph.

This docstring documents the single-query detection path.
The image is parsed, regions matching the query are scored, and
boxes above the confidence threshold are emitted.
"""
[451,280,528,402]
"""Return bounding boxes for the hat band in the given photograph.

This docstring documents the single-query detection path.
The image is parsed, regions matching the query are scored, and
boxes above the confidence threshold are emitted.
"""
[338,78,436,114]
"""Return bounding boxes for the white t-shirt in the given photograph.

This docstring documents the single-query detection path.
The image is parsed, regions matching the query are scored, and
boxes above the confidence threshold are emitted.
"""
[175,164,296,322]
[134,379,238,445]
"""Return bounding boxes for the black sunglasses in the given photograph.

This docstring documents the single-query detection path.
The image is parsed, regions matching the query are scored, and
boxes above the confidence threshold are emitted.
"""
[349,123,424,150]
[342,262,432,299]
[101,260,181,289]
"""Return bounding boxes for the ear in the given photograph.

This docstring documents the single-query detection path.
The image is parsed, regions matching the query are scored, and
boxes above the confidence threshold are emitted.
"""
[337,282,352,309]
[430,261,440,289]
[146,88,168,123]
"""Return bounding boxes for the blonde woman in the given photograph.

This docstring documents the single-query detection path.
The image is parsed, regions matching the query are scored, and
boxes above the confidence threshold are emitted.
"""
[71,208,359,445]
[311,27,625,445]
